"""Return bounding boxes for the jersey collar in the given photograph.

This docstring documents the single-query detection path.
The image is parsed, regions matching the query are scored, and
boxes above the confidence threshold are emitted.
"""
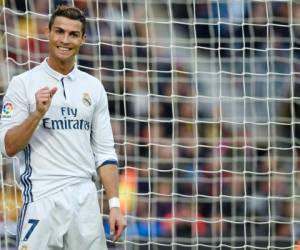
[41,58,78,81]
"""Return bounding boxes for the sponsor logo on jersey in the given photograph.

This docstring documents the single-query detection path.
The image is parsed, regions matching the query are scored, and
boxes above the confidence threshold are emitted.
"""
[43,117,90,130]
[42,107,90,130]
[82,92,92,107]
[1,101,14,119]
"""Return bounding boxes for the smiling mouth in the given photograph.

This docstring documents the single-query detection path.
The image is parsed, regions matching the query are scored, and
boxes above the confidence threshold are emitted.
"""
[57,46,72,52]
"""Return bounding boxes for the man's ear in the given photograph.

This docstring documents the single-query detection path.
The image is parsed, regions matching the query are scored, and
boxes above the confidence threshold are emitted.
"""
[81,34,86,46]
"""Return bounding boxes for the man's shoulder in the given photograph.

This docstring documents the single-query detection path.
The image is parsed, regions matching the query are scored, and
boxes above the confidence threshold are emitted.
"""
[13,64,43,82]
[76,69,102,85]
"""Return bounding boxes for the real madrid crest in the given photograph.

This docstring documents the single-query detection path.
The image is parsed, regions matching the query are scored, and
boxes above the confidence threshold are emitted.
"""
[82,92,92,107]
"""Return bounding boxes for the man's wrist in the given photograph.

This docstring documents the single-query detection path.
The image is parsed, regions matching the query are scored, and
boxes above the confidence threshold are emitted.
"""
[109,197,120,210]
[31,110,44,120]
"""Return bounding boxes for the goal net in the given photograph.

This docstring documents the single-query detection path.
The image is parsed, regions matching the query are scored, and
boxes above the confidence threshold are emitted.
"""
[0,0,299,249]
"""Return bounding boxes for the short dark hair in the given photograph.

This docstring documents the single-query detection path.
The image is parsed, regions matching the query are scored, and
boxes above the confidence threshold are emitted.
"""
[49,5,86,35]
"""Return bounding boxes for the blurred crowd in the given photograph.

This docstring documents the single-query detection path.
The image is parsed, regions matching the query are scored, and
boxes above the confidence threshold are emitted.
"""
[1,0,300,249]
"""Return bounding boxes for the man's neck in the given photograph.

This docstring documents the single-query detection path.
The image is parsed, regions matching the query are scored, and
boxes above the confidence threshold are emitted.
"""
[47,57,75,75]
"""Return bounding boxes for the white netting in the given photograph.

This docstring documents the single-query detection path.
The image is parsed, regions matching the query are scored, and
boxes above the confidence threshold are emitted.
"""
[0,0,300,249]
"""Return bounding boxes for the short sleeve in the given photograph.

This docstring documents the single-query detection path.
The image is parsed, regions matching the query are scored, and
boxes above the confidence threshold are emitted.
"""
[0,76,29,156]
[91,83,118,168]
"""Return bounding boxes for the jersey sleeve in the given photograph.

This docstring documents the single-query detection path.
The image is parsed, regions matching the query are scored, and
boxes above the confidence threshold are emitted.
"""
[0,76,29,156]
[91,83,118,168]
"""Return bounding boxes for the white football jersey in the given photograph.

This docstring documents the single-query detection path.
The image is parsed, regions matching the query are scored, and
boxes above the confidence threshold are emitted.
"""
[0,59,118,203]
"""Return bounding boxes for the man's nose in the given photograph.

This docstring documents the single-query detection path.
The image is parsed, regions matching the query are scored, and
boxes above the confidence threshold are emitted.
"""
[62,34,70,43]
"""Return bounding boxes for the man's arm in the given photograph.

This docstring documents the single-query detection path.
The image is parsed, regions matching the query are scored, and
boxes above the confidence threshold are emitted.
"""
[98,164,119,198]
[98,164,126,241]
[92,83,126,240]
[5,111,44,157]
[4,87,57,157]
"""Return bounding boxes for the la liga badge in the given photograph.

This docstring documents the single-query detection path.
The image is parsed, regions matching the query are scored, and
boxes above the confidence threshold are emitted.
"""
[1,101,14,119]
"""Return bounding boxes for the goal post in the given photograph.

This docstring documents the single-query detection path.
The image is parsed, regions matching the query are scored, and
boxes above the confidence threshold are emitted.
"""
[0,0,299,249]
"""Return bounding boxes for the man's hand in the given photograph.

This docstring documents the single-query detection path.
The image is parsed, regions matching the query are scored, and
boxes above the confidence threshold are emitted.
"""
[35,86,57,117]
[109,207,126,242]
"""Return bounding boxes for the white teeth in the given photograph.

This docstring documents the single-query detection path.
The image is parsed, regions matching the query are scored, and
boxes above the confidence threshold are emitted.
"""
[58,47,70,51]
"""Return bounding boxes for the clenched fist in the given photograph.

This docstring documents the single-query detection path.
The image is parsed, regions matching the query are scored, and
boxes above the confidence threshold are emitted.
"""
[35,86,57,117]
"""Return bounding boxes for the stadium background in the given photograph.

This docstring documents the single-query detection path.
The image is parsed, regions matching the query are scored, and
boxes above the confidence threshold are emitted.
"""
[0,0,300,249]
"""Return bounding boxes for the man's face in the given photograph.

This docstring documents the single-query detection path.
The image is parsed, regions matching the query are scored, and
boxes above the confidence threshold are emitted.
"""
[47,16,85,64]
